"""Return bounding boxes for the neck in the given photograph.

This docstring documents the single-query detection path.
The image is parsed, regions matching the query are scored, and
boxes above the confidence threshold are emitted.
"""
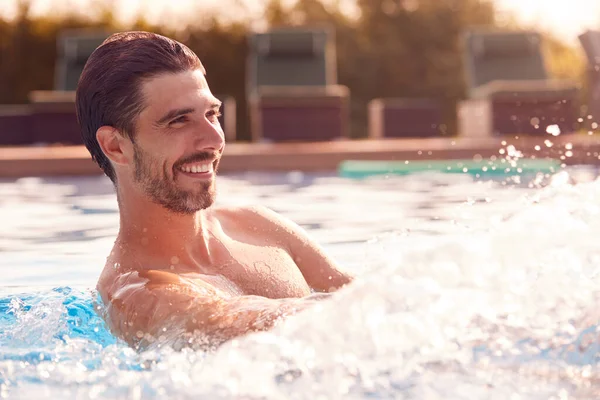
[113,184,210,268]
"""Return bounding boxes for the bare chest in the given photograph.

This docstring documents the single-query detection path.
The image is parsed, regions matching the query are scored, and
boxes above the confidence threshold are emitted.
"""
[203,241,311,299]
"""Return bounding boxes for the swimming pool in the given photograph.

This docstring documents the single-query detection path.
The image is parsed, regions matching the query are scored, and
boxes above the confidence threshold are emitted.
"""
[2,166,600,399]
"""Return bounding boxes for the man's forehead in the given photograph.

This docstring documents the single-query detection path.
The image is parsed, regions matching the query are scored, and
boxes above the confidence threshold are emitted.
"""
[141,70,216,110]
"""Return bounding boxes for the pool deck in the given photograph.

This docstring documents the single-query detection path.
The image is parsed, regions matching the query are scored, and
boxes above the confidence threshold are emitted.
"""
[1,135,599,178]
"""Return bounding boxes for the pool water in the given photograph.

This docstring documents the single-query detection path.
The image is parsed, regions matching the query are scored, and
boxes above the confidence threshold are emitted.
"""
[2,166,600,399]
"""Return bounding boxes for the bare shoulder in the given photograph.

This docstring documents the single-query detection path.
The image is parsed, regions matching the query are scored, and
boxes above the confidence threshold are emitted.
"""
[211,205,353,292]
[212,204,283,222]
[211,204,297,235]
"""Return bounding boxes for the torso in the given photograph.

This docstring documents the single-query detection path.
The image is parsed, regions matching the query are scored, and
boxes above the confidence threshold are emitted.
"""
[97,206,312,306]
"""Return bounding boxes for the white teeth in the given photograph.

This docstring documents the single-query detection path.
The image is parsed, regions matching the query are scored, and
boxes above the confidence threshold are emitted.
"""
[180,162,213,174]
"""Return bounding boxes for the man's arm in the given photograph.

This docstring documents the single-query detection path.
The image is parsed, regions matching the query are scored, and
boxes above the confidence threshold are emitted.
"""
[104,270,318,349]
[246,206,354,292]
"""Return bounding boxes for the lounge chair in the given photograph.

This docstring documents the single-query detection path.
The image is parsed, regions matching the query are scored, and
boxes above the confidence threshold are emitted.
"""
[247,27,350,142]
[459,29,579,137]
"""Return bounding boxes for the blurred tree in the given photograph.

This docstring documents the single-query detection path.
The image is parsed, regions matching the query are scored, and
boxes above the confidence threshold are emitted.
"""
[349,0,498,136]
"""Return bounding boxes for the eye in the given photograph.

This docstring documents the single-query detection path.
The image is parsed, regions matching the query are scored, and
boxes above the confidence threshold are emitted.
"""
[206,109,222,123]
[169,116,188,126]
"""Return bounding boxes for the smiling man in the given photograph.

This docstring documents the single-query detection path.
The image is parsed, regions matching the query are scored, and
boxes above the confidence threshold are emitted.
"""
[76,31,353,350]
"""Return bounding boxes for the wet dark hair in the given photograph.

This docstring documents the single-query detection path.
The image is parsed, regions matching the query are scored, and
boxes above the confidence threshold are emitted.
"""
[76,31,205,183]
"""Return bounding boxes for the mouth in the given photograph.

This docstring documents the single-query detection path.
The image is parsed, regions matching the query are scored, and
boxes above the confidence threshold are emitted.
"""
[176,159,217,179]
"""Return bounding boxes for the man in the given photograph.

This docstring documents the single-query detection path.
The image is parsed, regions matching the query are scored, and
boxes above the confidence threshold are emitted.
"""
[76,31,353,350]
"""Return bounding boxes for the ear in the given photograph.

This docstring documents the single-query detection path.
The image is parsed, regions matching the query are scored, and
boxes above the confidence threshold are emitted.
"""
[96,126,132,166]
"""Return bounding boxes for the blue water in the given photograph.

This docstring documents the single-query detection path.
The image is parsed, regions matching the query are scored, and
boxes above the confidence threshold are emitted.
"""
[3,166,600,399]
[0,287,115,349]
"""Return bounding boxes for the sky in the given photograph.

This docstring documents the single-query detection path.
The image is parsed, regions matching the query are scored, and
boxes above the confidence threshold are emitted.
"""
[2,0,599,44]
[494,0,600,43]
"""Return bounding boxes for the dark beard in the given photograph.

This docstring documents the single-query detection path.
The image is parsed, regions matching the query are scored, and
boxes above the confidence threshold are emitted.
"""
[132,144,217,214]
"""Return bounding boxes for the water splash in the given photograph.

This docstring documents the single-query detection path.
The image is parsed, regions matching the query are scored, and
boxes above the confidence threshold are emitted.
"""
[3,175,600,398]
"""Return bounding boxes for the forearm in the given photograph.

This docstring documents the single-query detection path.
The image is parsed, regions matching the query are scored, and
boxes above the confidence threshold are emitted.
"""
[188,294,323,342]
[117,286,331,349]
[308,269,354,293]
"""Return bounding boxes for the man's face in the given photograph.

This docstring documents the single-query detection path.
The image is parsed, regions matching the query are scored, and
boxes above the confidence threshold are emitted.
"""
[126,69,225,214]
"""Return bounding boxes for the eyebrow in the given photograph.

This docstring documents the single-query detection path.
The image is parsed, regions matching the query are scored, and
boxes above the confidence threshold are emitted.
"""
[155,100,223,126]
[156,107,195,125]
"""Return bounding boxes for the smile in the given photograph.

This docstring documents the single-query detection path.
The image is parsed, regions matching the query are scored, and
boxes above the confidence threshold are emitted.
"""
[178,161,214,174]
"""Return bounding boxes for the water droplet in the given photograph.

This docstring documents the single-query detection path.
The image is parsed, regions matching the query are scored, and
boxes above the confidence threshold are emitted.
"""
[546,124,561,136]
[170,256,179,265]
[534,145,541,151]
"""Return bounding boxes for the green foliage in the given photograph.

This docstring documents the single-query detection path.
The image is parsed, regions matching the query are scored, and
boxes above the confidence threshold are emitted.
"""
[0,0,588,140]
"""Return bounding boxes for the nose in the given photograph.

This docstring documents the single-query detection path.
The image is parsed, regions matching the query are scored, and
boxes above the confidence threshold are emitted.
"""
[194,118,225,152]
